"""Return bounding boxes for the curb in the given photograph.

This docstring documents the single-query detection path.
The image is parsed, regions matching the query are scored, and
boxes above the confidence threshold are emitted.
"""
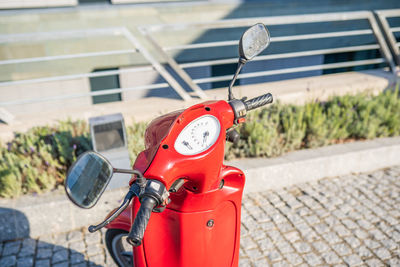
[1,137,400,241]
[229,136,400,194]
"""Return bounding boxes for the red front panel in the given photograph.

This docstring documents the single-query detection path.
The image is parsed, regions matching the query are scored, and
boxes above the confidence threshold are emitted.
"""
[133,166,245,267]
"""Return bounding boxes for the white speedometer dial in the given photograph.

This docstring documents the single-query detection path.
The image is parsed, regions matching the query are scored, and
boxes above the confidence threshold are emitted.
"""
[174,115,221,156]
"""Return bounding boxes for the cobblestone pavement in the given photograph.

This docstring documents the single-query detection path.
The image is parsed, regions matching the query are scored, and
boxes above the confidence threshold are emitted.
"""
[1,166,400,267]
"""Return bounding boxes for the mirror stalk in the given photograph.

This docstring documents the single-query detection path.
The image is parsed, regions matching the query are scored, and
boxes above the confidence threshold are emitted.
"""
[228,60,245,101]
[113,168,147,187]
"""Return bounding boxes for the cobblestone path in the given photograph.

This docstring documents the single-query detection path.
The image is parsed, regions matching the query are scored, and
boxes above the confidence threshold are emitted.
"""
[1,166,400,267]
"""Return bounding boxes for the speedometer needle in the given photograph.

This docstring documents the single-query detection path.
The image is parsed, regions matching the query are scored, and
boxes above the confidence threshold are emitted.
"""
[203,131,209,145]
[182,141,193,150]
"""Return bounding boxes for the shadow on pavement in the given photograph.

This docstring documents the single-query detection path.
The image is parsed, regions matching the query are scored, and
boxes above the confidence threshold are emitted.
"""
[0,208,110,267]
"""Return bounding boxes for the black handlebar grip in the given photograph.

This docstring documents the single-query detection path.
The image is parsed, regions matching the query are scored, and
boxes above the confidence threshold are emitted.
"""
[244,93,273,111]
[126,196,157,247]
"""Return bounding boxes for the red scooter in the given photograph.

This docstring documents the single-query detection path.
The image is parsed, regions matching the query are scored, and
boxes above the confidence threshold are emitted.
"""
[65,23,273,267]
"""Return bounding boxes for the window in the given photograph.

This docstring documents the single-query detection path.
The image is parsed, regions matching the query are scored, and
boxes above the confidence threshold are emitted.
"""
[89,68,122,104]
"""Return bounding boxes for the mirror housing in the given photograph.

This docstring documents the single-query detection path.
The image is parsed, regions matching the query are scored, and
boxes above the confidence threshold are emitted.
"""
[65,151,113,209]
[239,23,270,62]
[228,23,270,100]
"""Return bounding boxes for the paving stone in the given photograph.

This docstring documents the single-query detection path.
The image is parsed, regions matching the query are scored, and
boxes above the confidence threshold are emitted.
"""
[17,256,33,267]
[266,230,285,243]
[250,228,268,241]
[68,231,83,243]
[246,248,263,261]
[89,254,105,266]
[304,215,320,225]
[86,244,103,257]
[275,241,294,254]
[293,242,312,254]
[343,254,364,266]
[53,233,68,246]
[275,222,294,233]
[341,219,358,230]
[238,258,252,267]
[321,251,342,265]
[381,238,398,251]
[52,249,68,264]
[259,221,276,231]
[256,238,274,251]
[264,249,283,262]
[35,259,51,267]
[69,241,86,253]
[322,232,341,245]
[3,240,21,256]
[283,231,301,243]
[333,224,351,237]
[303,253,323,266]
[365,258,384,267]
[253,257,270,267]
[355,246,374,260]
[284,252,303,265]
[312,240,330,254]
[53,261,69,267]
[386,257,400,266]
[271,261,288,267]
[18,239,36,257]
[332,243,352,257]
[85,232,101,245]
[374,247,391,261]
[70,252,86,264]
[364,239,381,250]
[354,228,369,239]
[37,240,53,250]
[72,263,88,267]
[314,223,330,234]
[0,255,17,267]
[392,231,400,242]
[36,248,52,259]
[241,236,257,250]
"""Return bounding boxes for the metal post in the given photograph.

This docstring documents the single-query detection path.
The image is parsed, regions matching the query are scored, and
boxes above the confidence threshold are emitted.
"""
[375,10,400,67]
[366,12,397,74]
[139,27,207,100]
[121,28,192,101]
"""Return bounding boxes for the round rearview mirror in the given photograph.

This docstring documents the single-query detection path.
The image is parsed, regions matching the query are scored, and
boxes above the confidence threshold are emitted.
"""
[65,151,113,209]
[239,23,270,61]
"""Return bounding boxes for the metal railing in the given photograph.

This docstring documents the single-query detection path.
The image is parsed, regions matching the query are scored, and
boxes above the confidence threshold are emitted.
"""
[0,27,195,110]
[139,11,396,94]
[0,11,398,121]
[376,9,400,68]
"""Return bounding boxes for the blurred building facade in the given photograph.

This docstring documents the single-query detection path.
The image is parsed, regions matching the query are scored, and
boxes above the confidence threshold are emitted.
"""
[0,0,399,117]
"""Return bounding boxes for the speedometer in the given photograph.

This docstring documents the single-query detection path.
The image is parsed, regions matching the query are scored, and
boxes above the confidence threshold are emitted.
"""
[174,115,221,156]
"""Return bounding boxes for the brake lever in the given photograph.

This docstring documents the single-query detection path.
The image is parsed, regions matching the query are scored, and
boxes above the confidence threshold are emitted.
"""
[88,183,141,233]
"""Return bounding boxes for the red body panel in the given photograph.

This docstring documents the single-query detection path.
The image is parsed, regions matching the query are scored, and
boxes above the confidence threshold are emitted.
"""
[108,100,245,267]
[133,166,244,267]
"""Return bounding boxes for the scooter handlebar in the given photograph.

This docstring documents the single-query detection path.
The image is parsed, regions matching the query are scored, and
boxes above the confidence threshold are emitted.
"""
[244,93,273,111]
[126,196,158,247]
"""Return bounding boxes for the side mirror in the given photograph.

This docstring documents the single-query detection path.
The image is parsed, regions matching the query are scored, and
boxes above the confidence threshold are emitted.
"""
[65,151,113,209]
[228,23,270,100]
[239,23,270,62]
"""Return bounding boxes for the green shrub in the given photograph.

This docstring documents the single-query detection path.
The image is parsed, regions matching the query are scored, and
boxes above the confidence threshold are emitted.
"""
[1,88,399,198]
[225,87,400,158]
[0,120,91,197]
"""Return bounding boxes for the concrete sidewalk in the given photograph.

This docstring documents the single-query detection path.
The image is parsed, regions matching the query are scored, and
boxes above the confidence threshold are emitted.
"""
[0,165,399,267]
